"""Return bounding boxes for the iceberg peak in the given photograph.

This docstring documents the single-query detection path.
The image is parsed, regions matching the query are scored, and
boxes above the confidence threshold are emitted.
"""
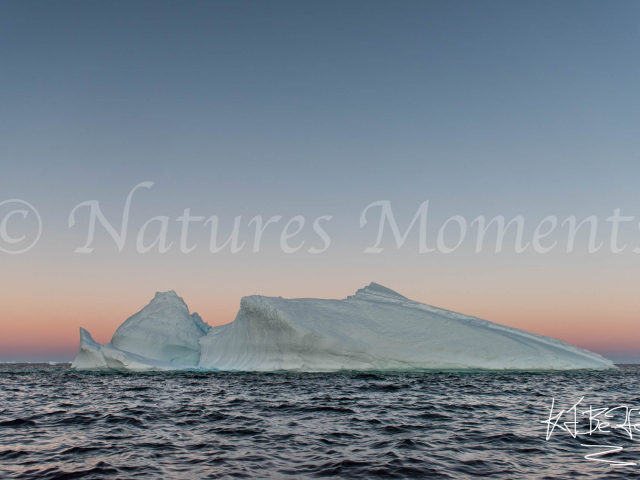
[151,290,185,305]
[79,326,94,343]
[71,327,107,370]
[350,282,407,301]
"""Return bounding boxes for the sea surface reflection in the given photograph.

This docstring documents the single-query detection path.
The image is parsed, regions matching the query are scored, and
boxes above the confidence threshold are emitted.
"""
[1,364,639,479]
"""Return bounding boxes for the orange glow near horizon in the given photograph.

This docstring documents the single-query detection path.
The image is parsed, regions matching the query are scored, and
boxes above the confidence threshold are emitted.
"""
[2,280,638,361]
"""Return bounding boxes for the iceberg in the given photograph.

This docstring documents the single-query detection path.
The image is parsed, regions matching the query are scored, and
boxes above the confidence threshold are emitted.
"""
[71,283,615,372]
[71,292,204,371]
[111,291,209,365]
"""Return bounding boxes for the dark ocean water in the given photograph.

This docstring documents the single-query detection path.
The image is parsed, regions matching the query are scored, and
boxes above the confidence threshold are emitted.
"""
[1,364,640,479]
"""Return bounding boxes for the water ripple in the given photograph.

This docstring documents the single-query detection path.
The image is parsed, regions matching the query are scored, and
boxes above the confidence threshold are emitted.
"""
[1,364,639,479]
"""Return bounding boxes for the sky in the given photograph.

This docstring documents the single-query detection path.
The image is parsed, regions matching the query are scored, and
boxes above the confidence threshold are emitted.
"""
[1,1,639,363]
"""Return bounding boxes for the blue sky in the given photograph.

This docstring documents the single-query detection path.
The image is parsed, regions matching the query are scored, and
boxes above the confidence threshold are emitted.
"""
[3,1,639,214]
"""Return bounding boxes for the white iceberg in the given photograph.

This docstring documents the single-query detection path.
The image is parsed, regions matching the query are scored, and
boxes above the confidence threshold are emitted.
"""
[111,291,209,365]
[72,283,615,372]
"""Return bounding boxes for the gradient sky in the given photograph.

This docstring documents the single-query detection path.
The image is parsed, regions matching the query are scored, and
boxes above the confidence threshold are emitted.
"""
[1,1,639,362]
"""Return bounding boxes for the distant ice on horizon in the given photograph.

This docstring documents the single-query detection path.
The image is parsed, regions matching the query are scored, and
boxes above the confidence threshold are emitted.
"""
[71,284,615,372]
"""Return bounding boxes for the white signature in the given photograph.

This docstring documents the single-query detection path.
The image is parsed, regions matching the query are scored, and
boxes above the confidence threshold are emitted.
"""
[542,397,640,466]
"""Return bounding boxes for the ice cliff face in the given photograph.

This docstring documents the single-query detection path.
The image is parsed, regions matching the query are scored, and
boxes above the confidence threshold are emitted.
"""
[72,283,615,372]
[111,291,209,365]
[71,291,210,371]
